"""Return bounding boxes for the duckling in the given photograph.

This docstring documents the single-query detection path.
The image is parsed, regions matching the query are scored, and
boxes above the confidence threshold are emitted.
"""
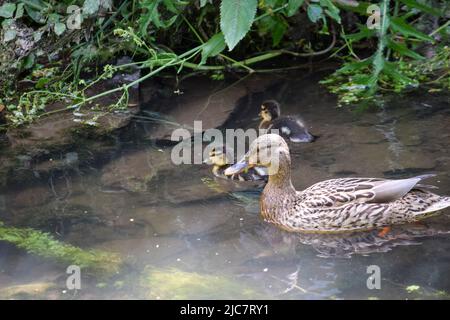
[259,100,315,143]
[225,134,450,233]
[204,146,267,182]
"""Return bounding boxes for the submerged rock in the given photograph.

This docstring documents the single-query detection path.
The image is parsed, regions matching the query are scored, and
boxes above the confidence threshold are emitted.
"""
[0,282,55,299]
[100,148,172,192]
[141,267,263,299]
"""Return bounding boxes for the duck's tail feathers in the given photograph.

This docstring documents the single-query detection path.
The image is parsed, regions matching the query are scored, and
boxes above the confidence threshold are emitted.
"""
[414,174,437,181]
[412,174,439,191]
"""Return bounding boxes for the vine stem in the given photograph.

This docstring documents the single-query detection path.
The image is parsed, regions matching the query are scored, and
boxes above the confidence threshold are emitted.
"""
[368,0,390,94]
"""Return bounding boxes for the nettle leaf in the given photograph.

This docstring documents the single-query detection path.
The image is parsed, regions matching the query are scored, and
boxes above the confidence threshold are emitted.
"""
[0,3,16,18]
[398,0,441,17]
[390,17,434,42]
[286,0,304,17]
[307,4,323,23]
[83,0,100,16]
[220,0,258,51]
[54,22,67,36]
[201,33,226,65]
[386,37,424,60]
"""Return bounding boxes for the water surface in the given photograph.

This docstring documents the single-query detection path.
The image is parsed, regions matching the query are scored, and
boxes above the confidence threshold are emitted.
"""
[1,73,449,299]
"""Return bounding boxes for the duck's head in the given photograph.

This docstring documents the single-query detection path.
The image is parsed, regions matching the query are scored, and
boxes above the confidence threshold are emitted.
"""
[224,134,290,176]
[204,146,232,167]
[259,100,281,121]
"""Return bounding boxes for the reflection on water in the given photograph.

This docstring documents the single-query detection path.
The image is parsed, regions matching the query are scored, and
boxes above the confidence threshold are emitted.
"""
[0,73,450,299]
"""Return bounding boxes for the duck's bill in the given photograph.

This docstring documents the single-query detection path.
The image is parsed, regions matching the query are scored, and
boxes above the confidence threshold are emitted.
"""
[224,161,249,176]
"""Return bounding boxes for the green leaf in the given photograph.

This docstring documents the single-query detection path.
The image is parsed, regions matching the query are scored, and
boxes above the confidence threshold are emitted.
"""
[200,0,209,7]
[139,0,161,35]
[337,58,372,73]
[162,0,178,13]
[344,25,375,42]
[0,3,16,18]
[220,0,258,51]
[23,54,35,69]
[54,22,66,36]
[335,1,369,15]
[307,4,323,23]
[48,13,60,24]
[83,0,100,16]
[3,29,16,42]
[36,78,51,89]
[398,0,441,16]
[286,0,304,17]
[390,17,434,42]
[271,16,288,46]
[352,74,372,86]
[320,0,341,23]
[24,4,45,23]
[15,3,24,19]
[386,37,424,60]
[201,33,226,65]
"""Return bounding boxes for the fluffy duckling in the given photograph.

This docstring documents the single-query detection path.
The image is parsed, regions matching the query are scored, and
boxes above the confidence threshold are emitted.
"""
[259,100,315,143]
[225,134,450,233]
[204,146,267,182]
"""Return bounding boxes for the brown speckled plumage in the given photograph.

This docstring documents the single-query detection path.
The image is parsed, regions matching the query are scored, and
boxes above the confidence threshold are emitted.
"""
[226,134,450,233]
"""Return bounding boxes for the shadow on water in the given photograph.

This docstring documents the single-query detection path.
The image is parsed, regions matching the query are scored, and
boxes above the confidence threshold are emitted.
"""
[1,72,450,299]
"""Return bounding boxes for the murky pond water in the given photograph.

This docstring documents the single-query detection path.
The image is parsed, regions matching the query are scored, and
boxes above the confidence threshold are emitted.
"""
[1,73,449,299]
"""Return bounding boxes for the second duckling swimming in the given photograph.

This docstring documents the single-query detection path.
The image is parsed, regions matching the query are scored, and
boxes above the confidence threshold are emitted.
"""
[204,146,267,182]
[259,100,315,143]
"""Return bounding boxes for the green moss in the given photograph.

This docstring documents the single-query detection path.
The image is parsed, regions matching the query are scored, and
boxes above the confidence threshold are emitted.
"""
[141,267,265,300]
[0,221,122,276]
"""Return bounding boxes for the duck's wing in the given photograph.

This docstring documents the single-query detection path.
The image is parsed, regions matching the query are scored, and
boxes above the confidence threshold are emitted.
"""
[300,175,436,207]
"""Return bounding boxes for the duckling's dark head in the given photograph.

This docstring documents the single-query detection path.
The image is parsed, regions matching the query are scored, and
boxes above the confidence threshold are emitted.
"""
[260,100,281,121]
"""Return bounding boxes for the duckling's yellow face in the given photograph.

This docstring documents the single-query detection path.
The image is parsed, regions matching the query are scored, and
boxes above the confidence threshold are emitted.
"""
[225,134,289,176]
[259,105,273,122]
[207,149,229,167]
[259,101,281,122]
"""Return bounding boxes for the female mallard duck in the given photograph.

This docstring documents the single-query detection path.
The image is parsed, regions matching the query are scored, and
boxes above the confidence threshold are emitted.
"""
[225,134,450,233]
[204,146,267,182]
[259,100,315,143]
